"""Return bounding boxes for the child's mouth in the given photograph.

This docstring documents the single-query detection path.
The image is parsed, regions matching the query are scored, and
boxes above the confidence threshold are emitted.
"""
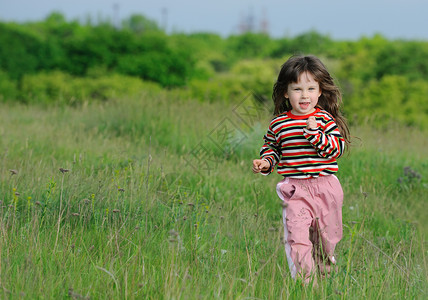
[299,102,310,109]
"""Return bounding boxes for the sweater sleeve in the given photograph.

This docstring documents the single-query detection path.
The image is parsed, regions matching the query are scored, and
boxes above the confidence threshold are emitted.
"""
[303,117,344,159]
[259,123,281,175]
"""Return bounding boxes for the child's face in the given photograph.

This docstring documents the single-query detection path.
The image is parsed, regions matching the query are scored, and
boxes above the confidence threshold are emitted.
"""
[285,71,321,116]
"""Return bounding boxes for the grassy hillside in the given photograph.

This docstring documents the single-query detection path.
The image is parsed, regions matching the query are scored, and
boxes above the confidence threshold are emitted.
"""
[0,93,426,299]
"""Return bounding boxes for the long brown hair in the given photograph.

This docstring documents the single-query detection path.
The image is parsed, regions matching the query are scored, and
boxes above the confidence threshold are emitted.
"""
[272,55,351,147]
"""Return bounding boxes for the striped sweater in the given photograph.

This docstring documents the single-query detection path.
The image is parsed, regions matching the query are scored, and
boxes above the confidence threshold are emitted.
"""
[260,108,344,178]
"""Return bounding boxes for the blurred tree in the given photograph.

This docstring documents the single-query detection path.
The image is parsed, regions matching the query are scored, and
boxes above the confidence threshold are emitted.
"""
[269,37,293,58]
[42,12,82,39]
[176,33,228,72]
[290,31,334,56]
[44,12,67,27]
[116,49,192,87]
[61,23,122,75]
[373,41,428,80]
[0,70,18,101]
[345,75,428,128]
[226,32,274,59]
[121,14,161,34]
[0,23,44,80]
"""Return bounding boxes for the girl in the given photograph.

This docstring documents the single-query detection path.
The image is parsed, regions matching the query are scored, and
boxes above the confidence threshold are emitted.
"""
[252,55,351,284]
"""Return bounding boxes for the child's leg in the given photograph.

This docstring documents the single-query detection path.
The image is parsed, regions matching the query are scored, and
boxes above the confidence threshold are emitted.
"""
[311,219,337,277]
[278,180,316,283]
[283,205,315,283]
[314,175,343,276]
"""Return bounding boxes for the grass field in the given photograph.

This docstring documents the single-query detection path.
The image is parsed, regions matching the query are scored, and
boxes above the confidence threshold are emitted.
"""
[0,92,427,299]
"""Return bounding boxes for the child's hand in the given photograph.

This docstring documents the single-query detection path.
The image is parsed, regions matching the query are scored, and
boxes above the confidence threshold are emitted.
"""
[252,159,270,173]
[306,116,318,130]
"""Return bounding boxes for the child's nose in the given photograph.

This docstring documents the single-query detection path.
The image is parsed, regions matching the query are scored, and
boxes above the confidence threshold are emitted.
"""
[302,90,309,98]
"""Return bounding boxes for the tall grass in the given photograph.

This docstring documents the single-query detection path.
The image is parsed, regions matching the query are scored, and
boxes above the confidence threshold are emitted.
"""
[0,93,426,299]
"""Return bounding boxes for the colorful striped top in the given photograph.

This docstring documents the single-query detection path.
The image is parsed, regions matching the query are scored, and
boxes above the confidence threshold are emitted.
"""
[260,108,345,178]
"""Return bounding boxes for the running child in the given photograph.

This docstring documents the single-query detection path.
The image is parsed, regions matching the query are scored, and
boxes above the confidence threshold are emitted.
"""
[252,55,351,284]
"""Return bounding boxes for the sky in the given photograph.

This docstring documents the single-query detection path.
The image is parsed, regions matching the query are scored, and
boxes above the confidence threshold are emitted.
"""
[0,0,427,40]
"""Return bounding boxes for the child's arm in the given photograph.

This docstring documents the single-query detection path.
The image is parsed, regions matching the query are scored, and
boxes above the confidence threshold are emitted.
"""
[258,123,280,175]
[304,116,345,159]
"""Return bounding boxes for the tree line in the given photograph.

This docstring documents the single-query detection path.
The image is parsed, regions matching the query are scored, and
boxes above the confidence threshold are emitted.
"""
[1,12,428,127]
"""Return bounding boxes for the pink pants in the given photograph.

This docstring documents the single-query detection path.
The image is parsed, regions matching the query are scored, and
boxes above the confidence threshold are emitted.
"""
[276,175,343,283]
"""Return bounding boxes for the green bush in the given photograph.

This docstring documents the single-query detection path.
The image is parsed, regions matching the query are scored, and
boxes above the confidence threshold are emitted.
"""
[0,70,18,102]
[111,31,197,87]
[344,75,428,129]
[372,41,428,80]
[184,58,282,103]
[73,74,161,102]
[0,23,44,80]
[20,70,73,104]
[20,71,161,105]
[187,75,246,103]
[176,33,229,73]
[230,59,280,99]
[226,33,275,60]
[116,52,190,87]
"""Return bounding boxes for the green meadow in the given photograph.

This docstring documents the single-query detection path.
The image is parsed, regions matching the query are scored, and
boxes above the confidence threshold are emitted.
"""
[0,92,426,299]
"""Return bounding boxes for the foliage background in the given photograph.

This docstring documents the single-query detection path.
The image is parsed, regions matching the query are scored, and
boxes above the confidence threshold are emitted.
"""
[1,12,428,128]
